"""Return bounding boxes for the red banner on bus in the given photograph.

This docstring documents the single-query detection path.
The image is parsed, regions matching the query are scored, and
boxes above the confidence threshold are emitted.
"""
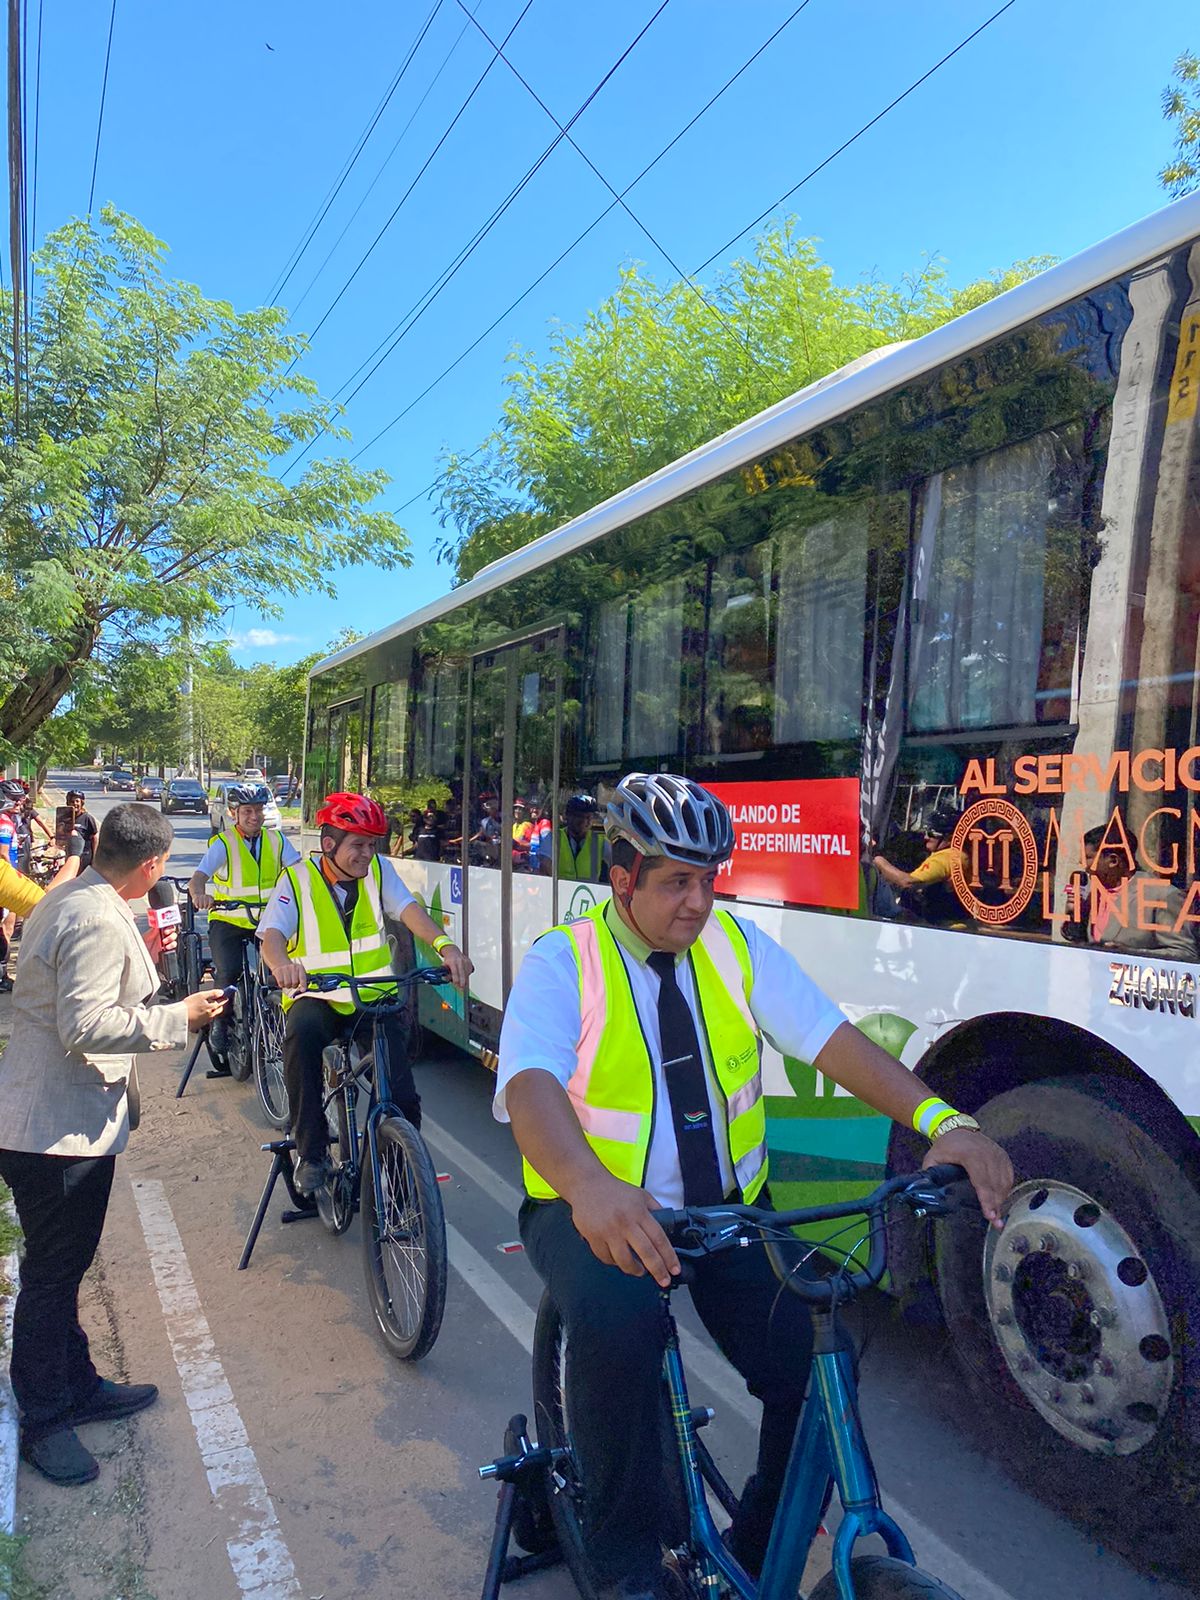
[706,778,861,909]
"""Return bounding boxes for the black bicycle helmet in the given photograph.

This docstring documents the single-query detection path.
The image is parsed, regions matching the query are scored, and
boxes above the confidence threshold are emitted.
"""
[229,781,271,807]
[563,793,597,817]
[605,773,734,866]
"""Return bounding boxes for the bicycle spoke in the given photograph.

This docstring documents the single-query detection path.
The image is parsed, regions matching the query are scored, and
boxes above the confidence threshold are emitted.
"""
[376,1140,428,1337]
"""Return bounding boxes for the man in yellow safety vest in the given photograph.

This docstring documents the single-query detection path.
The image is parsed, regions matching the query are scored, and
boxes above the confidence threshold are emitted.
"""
[496,773,1013,1598]
[259,791,472,1197]
[538,792,606,882]
[189,781,299,1075]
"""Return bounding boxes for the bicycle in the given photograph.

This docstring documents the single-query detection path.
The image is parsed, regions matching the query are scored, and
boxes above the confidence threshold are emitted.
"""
[480,1164,974,1600]
[239,967,452,1362]
[200,898,280,1095]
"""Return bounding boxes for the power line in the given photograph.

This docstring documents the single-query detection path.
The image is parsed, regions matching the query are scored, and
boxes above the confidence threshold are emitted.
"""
[453,0,791,383]
[287,0,535,362]
[7,0,26,429]
[27,0,41,271]
[351,0,1018,466]
[86,0,117,216]
[285,0,481,325]
[266,0,444,309]
[278,0,671,481]
[694,0,1019,275]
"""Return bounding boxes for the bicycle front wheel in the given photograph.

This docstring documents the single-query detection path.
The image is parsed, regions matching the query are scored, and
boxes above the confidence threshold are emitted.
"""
[252,988,289,1128]
[360,1115,446,1361]
[531,1294,600,1600]
[809,1556,965,1600]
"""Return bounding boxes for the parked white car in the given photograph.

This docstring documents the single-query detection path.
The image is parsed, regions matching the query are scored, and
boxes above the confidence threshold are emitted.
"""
[209,780,282,834]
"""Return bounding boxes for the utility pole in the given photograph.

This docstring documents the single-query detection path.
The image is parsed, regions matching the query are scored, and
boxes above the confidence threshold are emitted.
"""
[6,0,26,433]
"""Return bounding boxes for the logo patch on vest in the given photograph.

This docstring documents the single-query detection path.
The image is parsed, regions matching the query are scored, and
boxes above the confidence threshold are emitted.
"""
[726,1044,756,1071]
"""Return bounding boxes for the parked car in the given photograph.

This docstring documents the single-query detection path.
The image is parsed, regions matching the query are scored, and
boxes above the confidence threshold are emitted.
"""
[209,780,282,834]
[270,774,298,803]
[161,777,209,815]
[135,775,163,801]
[241,767,266,780]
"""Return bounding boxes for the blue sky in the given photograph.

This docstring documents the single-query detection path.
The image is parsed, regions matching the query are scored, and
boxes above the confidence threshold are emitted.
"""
[21,0,1195,666]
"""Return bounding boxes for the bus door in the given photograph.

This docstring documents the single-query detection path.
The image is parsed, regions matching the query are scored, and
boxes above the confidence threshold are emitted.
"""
[308,697,365,812]
[464,631,561,1045]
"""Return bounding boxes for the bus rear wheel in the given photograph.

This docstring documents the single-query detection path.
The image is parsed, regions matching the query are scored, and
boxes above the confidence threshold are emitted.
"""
[934,1076,1200,1573]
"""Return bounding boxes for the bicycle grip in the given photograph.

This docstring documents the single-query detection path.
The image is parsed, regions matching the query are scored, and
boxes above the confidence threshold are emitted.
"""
[921,1163,969,1187]
[650,1208,690,1233]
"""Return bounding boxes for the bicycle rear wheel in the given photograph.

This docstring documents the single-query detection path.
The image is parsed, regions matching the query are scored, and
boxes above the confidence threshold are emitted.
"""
[360,1115,446,1361]
[531,1294,600,1600]
[252,987,289,1128]
[808,1555,965,1599]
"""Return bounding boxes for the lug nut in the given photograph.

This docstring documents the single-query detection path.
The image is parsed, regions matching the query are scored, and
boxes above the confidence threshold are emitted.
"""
[1040,1232,1060,1253]
[1065,1261,1087,1280]
[993,1263,1012,1284]
[1009,1234,1030,1256]
[1090,1306,1116,1329]
[1077,1384,1096,1406]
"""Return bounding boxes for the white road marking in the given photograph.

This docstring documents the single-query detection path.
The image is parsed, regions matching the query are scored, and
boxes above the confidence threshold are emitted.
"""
[132,1180,300,1599]
[425,1117,1017,1600]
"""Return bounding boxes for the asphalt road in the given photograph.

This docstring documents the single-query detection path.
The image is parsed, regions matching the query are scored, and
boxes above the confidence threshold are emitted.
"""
[11,775,1198,1600]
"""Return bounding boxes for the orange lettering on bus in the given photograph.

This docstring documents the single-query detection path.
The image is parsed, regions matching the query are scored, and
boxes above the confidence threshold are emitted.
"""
[1137,806,1182,876]
[1134,876,1173,932]
[1089,810,1136,872]
[1179,747,1200,792]
[966,827,1017,892]
[1174,879,1200,933]
[1040,807,1061,869]
[1092,878,1129,933]
[960,759,1005,797]
[1037,755,1063,793]
[1012,756,1038,795]
[1132,749,1167,793]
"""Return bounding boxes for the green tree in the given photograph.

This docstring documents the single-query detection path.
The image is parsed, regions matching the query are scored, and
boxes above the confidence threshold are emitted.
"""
[193,649,254,776]
[1160,51,1200,198]
[86,647,183,768]
[436,223,1050,582]
[0,208,409,752]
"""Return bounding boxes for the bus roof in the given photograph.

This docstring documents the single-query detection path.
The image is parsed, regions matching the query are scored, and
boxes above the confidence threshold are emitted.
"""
[312,191,1200,680]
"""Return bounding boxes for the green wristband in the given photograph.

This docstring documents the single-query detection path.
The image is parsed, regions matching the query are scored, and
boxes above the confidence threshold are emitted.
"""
[913,1096,958,1139]
[432,934,454,954]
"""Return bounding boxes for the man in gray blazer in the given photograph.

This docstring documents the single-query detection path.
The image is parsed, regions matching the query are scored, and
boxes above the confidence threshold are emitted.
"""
[0,804,224,1485]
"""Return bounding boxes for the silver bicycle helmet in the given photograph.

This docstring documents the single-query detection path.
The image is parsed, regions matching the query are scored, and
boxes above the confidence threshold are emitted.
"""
[229,781,271,806]
[605,773,734,866]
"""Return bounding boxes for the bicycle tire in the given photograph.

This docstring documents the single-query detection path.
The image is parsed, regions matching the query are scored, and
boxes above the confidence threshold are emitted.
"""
[252,987,289,1128]
[808,1555,965,1600]
[531,1294,601,1600]
[360,1114,446,1361]
[182,932,203,997]
[317,1085,355,1235]
[227,979,252,1081]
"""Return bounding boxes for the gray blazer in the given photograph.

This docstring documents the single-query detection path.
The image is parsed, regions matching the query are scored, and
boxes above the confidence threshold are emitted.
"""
[0,867,189,1156]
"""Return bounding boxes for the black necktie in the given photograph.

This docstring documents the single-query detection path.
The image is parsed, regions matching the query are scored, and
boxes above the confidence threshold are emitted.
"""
[338,879,359,929]
[647,951,725,1205]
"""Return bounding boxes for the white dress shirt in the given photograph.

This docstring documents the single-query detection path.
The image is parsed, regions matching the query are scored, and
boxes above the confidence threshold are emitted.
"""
[195,831,301,880]
[257,853,416,943]
[496,903,845,1209]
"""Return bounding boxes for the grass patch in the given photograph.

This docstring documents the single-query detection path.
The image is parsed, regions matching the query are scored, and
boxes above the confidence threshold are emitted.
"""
[0,1186,18,1261]
[0,1530,49,1600]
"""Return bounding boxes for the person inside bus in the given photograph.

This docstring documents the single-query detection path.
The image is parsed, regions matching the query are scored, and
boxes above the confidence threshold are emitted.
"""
[1079,822,1197,961]
[258,792,473,1197]
[412,806,445,862]
[539,793,607,882]
[512,799,534,871]
[469,796,501,866]
[496,773,1013,1598]
[871,808,968,927]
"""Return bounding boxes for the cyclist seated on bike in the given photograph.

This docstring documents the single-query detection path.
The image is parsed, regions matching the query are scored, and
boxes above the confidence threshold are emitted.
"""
[258,791,473,1198]
[497,773,1014,1600]
[188,782,301,1075]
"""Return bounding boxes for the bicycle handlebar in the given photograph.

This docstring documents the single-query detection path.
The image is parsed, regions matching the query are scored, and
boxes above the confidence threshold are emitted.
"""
[261,966,452,996]
[652,1164,972,1307]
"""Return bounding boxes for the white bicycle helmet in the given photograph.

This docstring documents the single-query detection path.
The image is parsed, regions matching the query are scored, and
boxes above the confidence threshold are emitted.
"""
[605,773,734,867]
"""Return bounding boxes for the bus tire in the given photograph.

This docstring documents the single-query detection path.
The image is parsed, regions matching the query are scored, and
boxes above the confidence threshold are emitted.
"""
[934,1075,1200,1571]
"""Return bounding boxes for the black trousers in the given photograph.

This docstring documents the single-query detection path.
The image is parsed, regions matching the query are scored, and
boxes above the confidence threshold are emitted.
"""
[520,1194,813,1587]
[207,918,255,1010]
[282,1000,421,1163]
[0,1149,115,1440]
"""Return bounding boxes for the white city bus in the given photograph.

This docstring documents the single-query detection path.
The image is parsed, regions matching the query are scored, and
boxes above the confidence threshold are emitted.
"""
[304,192,1200,1536]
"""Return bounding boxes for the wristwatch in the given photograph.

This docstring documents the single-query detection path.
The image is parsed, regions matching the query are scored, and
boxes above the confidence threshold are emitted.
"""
[929,1113,981,1140]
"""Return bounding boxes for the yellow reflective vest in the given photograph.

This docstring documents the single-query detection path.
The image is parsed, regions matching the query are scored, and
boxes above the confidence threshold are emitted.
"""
[208,828,287,929]
[523,904,767,1203]
[556,827,604,882]
[279,856,394,1014]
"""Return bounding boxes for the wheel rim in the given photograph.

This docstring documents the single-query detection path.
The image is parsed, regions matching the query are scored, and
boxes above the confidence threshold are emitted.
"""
[375,1139,428,1340]
[256,1006,288,1119]
[983,1178,1174,1455]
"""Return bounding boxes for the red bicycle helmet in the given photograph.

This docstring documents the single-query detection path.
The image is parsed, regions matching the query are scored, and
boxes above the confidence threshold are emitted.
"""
[315,791,389,837]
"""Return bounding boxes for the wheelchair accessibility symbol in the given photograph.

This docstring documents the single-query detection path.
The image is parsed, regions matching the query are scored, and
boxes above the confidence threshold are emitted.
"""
[450,866,463,905]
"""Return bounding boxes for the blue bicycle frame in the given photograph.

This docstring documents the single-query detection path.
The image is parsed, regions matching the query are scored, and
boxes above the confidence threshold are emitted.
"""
[661,1278,917,1600]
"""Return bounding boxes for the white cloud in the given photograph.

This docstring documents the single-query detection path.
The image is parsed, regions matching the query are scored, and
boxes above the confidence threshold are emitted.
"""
[226,628,303,650]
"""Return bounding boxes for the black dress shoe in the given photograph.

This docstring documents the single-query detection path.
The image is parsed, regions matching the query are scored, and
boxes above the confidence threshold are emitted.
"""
[205,1062,233,1079]
[21,1427,99,1485]
[68,1379,159,1426]
[294,1157,332,1197]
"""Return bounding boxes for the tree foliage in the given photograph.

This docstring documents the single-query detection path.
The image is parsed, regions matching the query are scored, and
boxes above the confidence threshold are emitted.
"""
[1160,51,1200,199]
[0,208,409,754]
[435,222,1051,582]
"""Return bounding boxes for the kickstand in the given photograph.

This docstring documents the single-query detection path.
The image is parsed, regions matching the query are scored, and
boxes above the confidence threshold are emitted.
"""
[237,1140,317,1270]
[174,1028,210,1099]
[479,1415,564,1599]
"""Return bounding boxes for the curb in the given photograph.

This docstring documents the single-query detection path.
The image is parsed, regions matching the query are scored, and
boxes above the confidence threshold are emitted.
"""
[0,1198,18,1540]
